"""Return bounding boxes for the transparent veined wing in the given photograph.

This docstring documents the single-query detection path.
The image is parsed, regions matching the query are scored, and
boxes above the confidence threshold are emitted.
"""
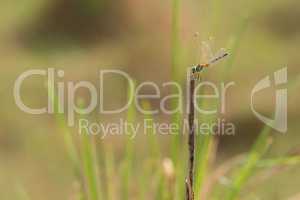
[201,40,214,64]
[209,48,229,65]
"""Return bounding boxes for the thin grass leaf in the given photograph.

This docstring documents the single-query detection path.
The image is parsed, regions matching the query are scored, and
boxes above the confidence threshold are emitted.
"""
[171,0,181,81]
[49,80,84,200]
[82,130,101,200]
[170,0,182,163]
[80,130,102,200]
[140,100,163,199]
[170,0,186,198]
[201,153,300,200]
[194,134,215,200]
[224,125,273,200]
[48,82,81,176]
[222,75,300,200]
[121,81,136,200]
[174,161,186,200]
[221,15,250,80]
[257,155,300,168]
[142,100,161,159]
[208,0,222,35]
[194,99,217,200]
[155,175,167,200]
[78,100,102,200]
[104,147,116,200]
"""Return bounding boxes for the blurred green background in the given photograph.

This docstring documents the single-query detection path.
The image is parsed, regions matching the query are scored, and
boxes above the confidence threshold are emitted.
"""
[0,0,300,199]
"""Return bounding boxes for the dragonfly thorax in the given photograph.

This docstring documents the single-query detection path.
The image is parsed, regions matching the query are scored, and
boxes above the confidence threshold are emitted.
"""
[191,65,204,73]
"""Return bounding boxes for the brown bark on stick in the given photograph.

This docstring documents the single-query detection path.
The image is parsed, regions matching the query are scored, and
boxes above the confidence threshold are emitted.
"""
[186,78,195,200]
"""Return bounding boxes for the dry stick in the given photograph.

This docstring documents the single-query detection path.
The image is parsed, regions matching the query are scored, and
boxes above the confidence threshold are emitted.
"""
[186,78,195,200]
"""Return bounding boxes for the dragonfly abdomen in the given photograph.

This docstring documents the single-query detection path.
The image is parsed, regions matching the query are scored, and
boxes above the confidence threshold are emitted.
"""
[210,52,229,64]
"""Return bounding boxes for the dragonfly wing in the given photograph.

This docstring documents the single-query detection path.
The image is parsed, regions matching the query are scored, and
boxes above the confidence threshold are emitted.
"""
[209,48,228,64]
[201,41,214,63]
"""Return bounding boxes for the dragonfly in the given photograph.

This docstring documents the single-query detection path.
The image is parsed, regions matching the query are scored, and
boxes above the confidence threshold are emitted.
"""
[191,38,229,81]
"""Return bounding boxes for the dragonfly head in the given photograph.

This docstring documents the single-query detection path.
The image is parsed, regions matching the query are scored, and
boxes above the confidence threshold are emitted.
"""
[191,66,197,73]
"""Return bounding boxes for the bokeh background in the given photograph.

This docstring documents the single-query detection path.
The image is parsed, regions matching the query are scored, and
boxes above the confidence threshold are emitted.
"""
[0,0,300,199]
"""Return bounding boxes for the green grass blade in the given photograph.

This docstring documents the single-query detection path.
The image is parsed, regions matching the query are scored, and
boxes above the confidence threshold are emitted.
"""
[222,15,250,80]
[170,0,182,163]
[224,125,272,200]
[77,100,102,200]
[257,155,300,168]
[171,0,181,80]
[194,135,213,199]
[222,72,300,200]
[105,147,116,200]
[194,98,217,200]
[170,0,186,198]
[80,129,102,200]
[48,82,82,180]
[121,81,137,200]
[142,100,161,159]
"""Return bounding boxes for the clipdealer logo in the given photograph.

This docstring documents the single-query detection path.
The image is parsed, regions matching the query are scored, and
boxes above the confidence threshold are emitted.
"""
[13,67,288,135]
[250,67,287,133]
